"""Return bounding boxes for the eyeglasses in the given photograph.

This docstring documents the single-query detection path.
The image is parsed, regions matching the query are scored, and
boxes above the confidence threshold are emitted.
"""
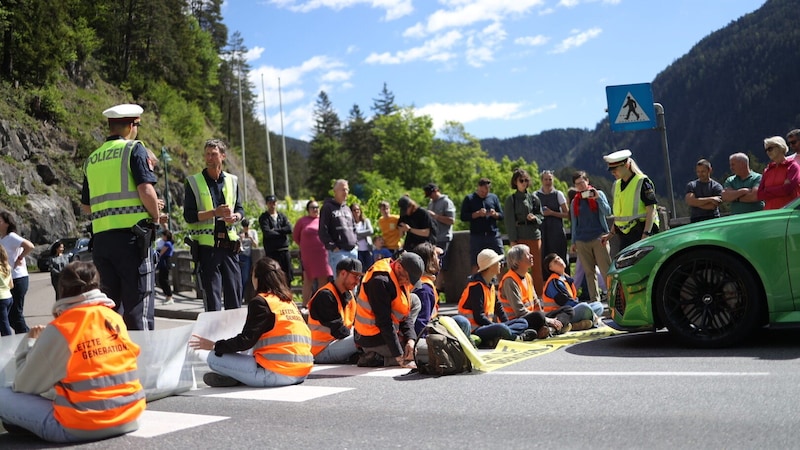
[765,146,781,153]
[309,205,319,210]
[519,178,530,183]
[131,122,142,127]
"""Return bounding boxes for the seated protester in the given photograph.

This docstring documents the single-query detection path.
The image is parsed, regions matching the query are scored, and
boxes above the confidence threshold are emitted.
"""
[542,253,605,330]
[307,258,362,364]
[411,242,443,336]
[354,252,425,367]
[189,257,313,387]
[457,249,536,348]
[0,261,145,443]
[498,244,568,338]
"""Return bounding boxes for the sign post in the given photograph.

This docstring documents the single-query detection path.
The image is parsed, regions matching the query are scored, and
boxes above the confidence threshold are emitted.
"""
[606,83,676,219]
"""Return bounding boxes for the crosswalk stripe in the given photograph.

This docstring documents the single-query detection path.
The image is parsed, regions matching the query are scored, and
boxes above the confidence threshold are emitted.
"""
[129,410,228,438]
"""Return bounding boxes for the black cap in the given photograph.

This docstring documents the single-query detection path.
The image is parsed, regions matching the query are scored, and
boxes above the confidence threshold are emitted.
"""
[265,194,277,202]
[398,196,411,212]
[336,257,364,275]
[423,183,438,197]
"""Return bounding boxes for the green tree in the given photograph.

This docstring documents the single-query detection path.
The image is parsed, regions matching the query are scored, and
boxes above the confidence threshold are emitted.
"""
[307,91,345,198]
[371,82,397,117]
[372,106,435,189]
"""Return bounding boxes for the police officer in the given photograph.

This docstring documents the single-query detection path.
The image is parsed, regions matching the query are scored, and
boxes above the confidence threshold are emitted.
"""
[81,104,166,331]
[183,139,244,312]
[603,149,660,254]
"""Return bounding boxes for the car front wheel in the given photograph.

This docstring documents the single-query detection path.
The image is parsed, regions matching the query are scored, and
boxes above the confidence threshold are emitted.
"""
[655,249,761,348]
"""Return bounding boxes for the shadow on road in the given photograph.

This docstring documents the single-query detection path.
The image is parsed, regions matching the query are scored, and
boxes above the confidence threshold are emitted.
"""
[566,326,800,361]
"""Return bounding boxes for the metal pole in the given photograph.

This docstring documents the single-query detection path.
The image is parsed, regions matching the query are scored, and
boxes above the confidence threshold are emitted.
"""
[654,103,676,219]
[278,77,290,198]
[237,57,247,204]
[261,74,275,195]
[160,147,172,230]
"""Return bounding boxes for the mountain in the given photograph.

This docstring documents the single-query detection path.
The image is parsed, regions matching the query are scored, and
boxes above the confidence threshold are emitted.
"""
[480,128,592,171]
[482,0,799,211]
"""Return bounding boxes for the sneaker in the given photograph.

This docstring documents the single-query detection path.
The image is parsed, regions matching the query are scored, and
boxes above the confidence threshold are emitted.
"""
[571,319,594,331]
[519,329,538,341]
[469,334,482,348]
[356,351,384,367]
[163,296,174,305]
[203,372,240,387]
[556,322,572,335]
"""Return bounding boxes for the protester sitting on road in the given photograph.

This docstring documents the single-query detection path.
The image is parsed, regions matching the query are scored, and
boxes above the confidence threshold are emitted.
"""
[458,249,537,348]
[0,261,145,443]
[410,242,443,335]
[542,253,604,330]
[189,257,313,387]
[307,258,362,364]
[354,252,424,367]
[498,244,566,338]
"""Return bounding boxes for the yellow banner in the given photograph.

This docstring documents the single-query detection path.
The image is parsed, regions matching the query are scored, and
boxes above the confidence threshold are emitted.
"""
[478,327,626,372]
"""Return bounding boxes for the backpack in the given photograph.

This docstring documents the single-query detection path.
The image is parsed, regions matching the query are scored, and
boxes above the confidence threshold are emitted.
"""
[414,319,472,376]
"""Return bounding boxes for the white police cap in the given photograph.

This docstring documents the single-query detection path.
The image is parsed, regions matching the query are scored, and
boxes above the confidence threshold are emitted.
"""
[603,149,632,170]
[102,104,143,119]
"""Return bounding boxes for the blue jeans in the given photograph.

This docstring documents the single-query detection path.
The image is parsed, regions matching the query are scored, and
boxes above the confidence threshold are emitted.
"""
[314,335,358,364]
[9,276,29,333]
[0,297,11,336]
[473,318,529,346]
[0,387,80,442]
[327,248,358,277]
[567,301,603,321]
[206,352,306,387]
[238,253,252,293]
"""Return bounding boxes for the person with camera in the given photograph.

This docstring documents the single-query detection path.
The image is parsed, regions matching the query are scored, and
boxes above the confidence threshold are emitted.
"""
[570,171,612,305]
[184,139,244,312]
[503,168,545,295]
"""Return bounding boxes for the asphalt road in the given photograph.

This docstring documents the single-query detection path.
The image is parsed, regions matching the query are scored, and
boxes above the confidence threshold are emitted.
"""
[3,272,800,449]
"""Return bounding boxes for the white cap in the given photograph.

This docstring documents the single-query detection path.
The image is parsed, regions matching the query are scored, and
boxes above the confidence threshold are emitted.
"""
[603,149,632,170]
[103,104,143,119]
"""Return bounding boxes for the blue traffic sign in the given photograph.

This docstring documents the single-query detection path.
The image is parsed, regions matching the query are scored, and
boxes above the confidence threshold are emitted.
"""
[606,83,656,132]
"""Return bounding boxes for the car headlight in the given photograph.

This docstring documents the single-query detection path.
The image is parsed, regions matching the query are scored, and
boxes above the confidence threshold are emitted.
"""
[614,246,654,269]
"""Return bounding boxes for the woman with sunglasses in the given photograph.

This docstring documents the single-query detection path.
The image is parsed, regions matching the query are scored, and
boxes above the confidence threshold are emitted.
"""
[503,168,545,295]
[757,136,800,210]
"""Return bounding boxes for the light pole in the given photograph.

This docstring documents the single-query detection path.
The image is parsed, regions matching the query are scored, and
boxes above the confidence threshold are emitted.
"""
[160,147,172,229]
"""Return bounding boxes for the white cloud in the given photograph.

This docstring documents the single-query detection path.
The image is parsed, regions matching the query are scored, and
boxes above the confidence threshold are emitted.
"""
[417,101,557,131]
[514,35,549,47]
[407,0,545,37]
[465,22,507,67]
[320,69,353,83]
[365,30,462,64]
[268,0,413,21]
[557,0,580,7]
[549,27,602,54]
[245,46,266,62]
[538,7,554,15]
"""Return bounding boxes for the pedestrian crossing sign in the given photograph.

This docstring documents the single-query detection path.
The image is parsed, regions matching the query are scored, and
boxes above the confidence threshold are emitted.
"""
[606,83,656,132]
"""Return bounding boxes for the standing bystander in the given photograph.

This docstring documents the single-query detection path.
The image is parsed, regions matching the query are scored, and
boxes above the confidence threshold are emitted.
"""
[184,139,244,312]
[570,171,612,304]
[536,170,569,278]
[685,159,723,223]
[504,168,545,295]
[319,179,358,276]
[377,201,401,253]
[722,153,764,214]
[460,178,504,271]
[757,136,800,210]
[398,196,436,252]
[238,218,259,298]
[259,195,293,286]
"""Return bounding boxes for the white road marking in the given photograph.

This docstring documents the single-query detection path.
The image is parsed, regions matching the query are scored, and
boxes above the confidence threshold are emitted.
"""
[183,384,353,401]
[490,371,770,376]
[310,365,411,377]
[129,410,228,438]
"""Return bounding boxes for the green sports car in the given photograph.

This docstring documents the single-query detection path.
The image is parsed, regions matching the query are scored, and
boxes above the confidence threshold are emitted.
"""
[607,199,800,347]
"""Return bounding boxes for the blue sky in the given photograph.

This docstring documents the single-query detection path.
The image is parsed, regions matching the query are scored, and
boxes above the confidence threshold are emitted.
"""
[222,0,766,141]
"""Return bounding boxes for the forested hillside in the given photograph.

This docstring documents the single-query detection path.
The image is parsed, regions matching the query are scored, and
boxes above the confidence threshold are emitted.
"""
[561,0,799,203]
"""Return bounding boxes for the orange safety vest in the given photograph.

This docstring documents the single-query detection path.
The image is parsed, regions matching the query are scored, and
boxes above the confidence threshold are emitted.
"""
[306,282,356,356]
[253,294,314,377]
[355,258,410,337]
[497,270,538,319]
[419,275,439,319]
[457,279,495,331]
[542,273,577,312]
[51,304,145,432]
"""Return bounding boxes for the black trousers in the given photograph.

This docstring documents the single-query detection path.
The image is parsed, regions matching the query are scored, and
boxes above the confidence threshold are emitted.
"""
[198,246,242,311]
[265,248,293,287]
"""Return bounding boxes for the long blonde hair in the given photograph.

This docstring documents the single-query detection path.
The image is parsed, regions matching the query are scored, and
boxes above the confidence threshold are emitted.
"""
[0,245,10,278]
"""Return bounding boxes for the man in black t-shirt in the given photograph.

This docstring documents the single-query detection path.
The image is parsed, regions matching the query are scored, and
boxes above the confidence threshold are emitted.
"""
[397,196,436,251]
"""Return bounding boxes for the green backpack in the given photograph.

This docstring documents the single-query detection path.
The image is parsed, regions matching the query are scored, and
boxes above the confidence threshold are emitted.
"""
[414,319,472,376]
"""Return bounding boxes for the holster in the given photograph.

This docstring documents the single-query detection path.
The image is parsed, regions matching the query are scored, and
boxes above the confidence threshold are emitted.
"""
[131,219,156,260]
